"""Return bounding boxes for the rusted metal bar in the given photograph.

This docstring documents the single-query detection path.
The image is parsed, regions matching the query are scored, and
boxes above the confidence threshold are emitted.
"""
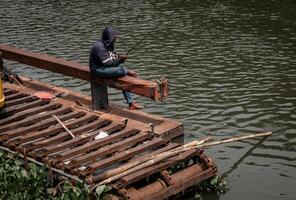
[33,119,112,156]
[119,157,217,200]
[3,89,17,96]
[87,143,180,184]
[77,137,166,177]
[20,115,98,149]
[4,95,38,107]
[0,105,66,133]
[119,180,167,200]
[51,128,139,165]
[0,111,85,142]
[65,132,154,170]
[33,117,103,148]
[149,165,217,200]
[15,111,88,144]
[0,44,168,101]
[4,92,28,101]
[42,121,120,156]
[130,143,180,162]
[104,195,120,200]
[0,99,49,118]
[0,102,62,126]
[115,150,197,187]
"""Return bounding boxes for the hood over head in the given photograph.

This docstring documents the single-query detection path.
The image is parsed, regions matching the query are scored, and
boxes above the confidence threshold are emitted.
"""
[101,27,118,50]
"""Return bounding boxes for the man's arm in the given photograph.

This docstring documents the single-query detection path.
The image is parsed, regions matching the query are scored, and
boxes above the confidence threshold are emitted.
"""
[95,45,124,67]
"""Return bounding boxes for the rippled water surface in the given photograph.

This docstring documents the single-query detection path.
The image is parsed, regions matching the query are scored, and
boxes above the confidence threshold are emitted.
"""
[1,0,296,199]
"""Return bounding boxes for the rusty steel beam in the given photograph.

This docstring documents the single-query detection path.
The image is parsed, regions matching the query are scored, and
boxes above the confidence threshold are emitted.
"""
[0,102,63,126]
[21,115,99,151]
[0,104,63,132]
[65,132,154,170]
[0,44,168,101]
[119,155,217,200]
[33,118,112,156]
[4,92,28,101]
[149,165,217,200]
[130,143,180,162]
[115,150,197,187]
[43,122,122,156]
[87,143,180,184]
[51,128,139,165]
[0,111,85,142]
[4,95,39,107]
[3,89,17,96]
[77,137,166,177]
[0,99,50,118]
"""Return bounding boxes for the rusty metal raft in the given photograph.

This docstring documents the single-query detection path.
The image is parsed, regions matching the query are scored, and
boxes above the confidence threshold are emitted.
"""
[0,44,217,200]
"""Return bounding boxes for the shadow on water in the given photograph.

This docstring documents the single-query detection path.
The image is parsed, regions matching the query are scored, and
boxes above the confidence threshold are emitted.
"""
[1,0,296,199]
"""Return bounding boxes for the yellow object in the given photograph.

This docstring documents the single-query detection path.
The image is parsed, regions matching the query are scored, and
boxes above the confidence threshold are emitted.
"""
[0,75,4,108]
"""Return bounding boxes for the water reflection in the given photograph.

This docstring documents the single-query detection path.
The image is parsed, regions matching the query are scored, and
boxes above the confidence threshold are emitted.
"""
[1,0,296,199]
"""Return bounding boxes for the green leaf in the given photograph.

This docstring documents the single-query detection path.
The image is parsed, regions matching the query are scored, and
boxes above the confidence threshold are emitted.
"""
[210,175,219,186]
[95,185,112,200]
[0,150,6,157]
[63,180,73,193]
[21,169,28,177]
[14,159,23,166]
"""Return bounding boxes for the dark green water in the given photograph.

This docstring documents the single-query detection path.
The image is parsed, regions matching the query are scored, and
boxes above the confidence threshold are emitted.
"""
[1,0,296,199]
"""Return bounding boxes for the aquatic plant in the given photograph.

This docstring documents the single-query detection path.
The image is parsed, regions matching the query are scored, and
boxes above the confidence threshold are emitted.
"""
[0,150,109,200]
[0,150,49,199]
[0,149,227,199]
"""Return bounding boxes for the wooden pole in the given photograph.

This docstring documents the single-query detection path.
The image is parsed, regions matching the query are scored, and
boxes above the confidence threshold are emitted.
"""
[90,137,212,188]
[195,132,272,148]
[52,115,75,138]
[91,132,272,188]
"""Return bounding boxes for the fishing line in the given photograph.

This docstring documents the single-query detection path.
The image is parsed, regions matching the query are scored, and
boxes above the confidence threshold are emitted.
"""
[125,10,178,55]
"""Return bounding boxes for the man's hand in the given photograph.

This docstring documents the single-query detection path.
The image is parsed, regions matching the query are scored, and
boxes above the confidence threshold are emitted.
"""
[119,54,128,62]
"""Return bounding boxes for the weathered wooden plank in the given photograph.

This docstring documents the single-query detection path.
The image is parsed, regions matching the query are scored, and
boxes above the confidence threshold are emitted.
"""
[0,44,168,101]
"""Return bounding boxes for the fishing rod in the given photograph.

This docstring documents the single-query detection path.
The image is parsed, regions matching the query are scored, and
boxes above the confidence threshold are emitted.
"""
[125,10,177,55]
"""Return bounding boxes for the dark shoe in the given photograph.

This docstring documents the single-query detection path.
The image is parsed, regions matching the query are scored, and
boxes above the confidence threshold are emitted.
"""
[129,102,144,110]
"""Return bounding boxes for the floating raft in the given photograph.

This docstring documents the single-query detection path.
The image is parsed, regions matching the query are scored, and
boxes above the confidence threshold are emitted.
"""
[0,81,217,199]
[0,44,217,199]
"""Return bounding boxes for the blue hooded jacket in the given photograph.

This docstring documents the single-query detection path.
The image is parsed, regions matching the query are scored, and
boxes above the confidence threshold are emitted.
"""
[89,27,123,72]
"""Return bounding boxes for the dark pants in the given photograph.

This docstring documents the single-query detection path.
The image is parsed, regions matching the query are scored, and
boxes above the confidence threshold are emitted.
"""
[92,65,133,105]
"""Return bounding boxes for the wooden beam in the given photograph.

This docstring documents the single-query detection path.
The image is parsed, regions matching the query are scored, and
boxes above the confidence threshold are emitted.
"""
[0,44,168,101]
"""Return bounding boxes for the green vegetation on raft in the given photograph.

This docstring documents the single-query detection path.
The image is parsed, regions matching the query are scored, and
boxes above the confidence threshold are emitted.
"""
[0,150,110,200]
[0,149,228,199]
